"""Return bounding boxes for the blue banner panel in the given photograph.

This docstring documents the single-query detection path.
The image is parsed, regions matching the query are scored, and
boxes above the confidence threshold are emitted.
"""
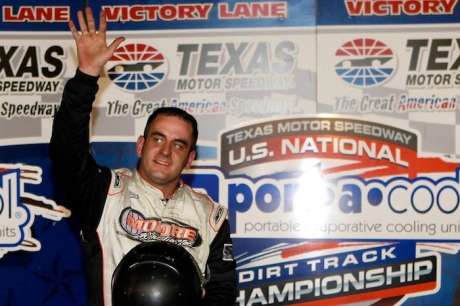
[317,0,460,26]
[0,0,315,31]
[2,0,460,305]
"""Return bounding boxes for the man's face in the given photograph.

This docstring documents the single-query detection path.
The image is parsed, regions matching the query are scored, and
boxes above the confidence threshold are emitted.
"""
[136,114,196,197]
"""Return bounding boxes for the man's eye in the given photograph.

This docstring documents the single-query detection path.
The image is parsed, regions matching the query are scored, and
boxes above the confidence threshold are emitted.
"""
[173,141,188,149]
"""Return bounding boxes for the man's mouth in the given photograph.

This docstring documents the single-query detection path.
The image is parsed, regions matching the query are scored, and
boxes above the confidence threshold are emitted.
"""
[154,159,170,166]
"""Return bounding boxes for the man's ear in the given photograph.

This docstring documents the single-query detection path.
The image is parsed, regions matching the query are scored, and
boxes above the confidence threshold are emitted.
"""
[136,135,145,158]
[184,150,196,170]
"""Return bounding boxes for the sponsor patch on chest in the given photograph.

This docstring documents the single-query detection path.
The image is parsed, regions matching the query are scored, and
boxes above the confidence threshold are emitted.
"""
[118,207,203,247]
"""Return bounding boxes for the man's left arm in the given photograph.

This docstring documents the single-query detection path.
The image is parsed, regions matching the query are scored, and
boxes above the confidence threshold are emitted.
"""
[203,219,237,306]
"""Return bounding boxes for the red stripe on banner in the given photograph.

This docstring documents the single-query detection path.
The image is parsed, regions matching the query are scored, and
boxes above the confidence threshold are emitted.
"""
[281,241,342,258]
[280,242,392,259]
[283,281,436,306]
[321,155,460,179]
[221,132,460,178]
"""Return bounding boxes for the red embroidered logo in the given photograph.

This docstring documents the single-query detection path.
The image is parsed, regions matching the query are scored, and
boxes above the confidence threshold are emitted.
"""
[119,208,202,247]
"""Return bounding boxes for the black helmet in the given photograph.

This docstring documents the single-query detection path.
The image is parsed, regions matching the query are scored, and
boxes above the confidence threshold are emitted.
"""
[112,241,204,306]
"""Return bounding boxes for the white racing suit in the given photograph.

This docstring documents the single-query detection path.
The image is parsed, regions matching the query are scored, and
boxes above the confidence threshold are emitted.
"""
[49,69,237,306]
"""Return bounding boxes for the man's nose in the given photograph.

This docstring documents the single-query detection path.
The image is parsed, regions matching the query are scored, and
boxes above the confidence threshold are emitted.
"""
[159,142,172,155]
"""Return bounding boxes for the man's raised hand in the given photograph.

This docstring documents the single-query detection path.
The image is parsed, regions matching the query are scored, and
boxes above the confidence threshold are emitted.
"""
[69,7,125,77]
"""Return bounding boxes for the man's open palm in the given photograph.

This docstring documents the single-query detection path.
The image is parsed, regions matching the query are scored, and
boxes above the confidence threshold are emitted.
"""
[69,7,125,76]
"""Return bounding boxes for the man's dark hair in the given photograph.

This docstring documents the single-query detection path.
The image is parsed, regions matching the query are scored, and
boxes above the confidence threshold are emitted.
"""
[143,107,198,152]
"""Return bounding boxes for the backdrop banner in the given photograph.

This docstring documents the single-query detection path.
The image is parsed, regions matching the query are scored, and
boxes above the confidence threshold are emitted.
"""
[1,1,460,305]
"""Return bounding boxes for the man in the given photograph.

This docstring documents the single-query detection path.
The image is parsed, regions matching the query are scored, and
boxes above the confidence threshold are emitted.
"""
[49,7,237,306]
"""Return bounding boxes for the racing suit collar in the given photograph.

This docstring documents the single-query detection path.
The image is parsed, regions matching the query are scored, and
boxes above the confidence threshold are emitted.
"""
[133,169,183,200]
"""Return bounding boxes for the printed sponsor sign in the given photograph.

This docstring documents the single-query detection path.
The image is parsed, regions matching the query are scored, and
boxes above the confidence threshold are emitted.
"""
[234,240,443,305]
[2,0,460,305]
[0,164,70,257]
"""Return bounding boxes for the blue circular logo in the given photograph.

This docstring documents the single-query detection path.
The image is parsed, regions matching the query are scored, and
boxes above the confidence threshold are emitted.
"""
[106,43,168,92]
[335,38,396,88]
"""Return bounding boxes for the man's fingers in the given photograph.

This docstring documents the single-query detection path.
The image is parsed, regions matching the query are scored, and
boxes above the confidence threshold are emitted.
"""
[68,20,82,40]
[77,10,88,33]
[98,10,107,34]
[108,37,126,54]
[72,8,111,37]
[85,7,97,33]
